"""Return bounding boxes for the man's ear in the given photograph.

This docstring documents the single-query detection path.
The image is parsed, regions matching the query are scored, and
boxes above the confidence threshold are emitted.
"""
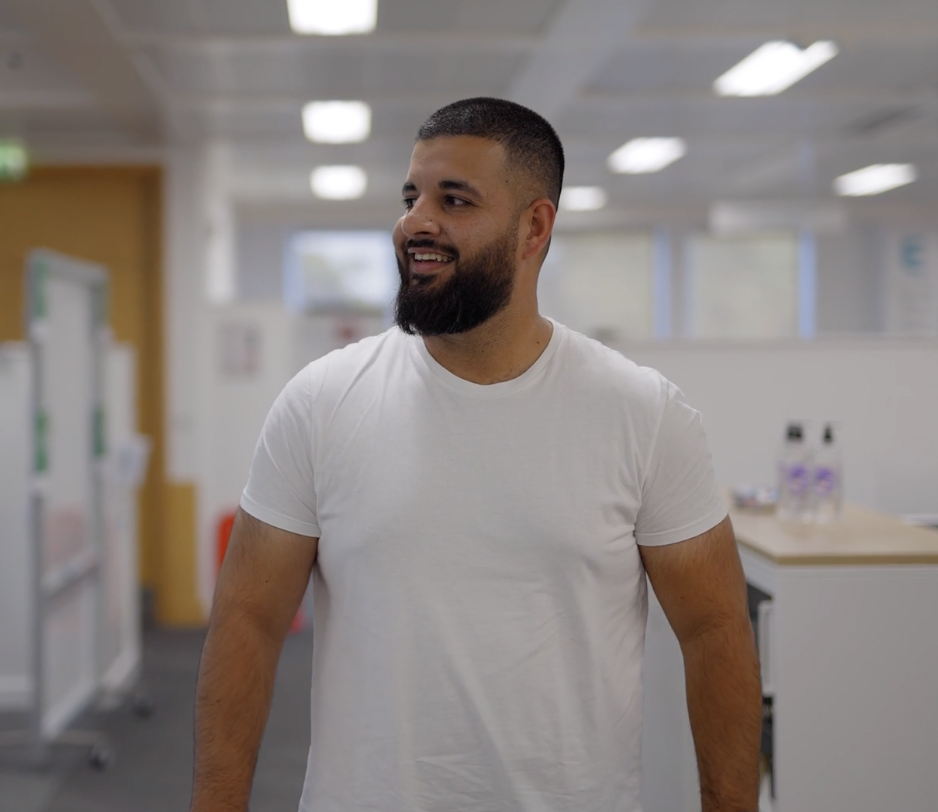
[520,198,556,261]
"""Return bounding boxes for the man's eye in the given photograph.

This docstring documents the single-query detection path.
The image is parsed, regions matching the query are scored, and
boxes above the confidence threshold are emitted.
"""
[446,196,468,206]
[402,198,415,210]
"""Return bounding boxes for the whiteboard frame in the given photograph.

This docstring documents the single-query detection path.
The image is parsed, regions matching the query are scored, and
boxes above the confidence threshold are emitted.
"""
[26,248,109,754]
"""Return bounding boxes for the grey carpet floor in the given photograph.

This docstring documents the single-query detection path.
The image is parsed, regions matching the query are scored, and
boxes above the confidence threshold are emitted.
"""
[0,628,313,812]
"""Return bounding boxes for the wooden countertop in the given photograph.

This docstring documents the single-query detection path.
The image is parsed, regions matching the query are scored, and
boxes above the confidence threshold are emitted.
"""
[728,501,938,565]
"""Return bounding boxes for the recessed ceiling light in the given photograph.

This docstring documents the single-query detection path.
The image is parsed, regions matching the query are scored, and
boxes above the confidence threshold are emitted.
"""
[559,186,607,212]
[303,101,371,143]
[310,165,367,199]
[714,40,838,97]
[834,164,918,197]
[608,138,686,174]
[287,0,378,35]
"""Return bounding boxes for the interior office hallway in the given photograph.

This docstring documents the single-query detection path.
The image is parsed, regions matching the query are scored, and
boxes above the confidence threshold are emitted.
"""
[0,629,314,812]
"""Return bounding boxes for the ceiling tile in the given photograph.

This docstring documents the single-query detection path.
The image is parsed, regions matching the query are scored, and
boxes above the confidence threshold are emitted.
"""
[644,0,938,29]
[104,0,200,35]
[375,0,561,34]
[0,2,27,34]
[454,0,563,34]
[362,50,524,96]
[106,0,291,35]
[191,0,292,34]
[0,41,89,96]
[589,42,764,94]
[590,39,938,96]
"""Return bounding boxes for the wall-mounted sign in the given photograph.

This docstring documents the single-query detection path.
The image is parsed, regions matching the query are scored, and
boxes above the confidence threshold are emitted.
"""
[0,139,28,182]
[219,321,262,377]
[885,231,938,336]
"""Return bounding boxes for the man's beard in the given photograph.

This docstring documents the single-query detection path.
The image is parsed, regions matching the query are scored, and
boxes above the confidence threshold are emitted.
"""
[394,228,517,336]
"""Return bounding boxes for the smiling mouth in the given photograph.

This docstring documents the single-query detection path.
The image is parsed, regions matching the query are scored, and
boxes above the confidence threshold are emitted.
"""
[412,252,453,263]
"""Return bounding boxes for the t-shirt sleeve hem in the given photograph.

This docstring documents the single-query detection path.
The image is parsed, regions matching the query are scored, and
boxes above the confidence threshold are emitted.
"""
[239,494,321,538]
[635,501,728,547]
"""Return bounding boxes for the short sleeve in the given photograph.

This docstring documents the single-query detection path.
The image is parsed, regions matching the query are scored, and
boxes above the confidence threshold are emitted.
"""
[240,365,321,537]
[634,380,727,547]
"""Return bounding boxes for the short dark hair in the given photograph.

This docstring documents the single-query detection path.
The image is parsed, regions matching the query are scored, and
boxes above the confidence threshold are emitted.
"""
[416,97,565,207]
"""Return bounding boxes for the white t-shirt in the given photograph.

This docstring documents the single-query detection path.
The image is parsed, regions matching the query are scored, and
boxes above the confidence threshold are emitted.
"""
[241,320,726,812]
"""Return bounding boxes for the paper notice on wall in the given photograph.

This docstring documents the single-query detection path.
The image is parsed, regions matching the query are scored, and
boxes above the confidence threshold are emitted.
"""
[884,232,938,336]
[219,321,262,376]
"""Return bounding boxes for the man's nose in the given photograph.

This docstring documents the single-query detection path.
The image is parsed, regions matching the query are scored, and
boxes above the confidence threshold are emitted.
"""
[400,200,440,237]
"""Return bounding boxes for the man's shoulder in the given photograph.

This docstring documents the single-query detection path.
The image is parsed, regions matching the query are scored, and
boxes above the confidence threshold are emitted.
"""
[555,322,669,402]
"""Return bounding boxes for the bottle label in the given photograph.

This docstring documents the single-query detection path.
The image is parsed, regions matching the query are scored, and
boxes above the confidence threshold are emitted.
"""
[786,464,810,496]
[814,466,838,496]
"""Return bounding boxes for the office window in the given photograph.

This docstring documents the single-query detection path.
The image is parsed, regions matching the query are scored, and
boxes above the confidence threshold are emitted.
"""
[686,233,799,339]
[539,231,654,341]
[284,230,398,314]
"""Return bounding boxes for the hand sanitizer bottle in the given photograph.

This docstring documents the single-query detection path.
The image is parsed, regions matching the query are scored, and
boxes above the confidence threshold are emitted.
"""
[777,422,813,522]
[813,424,843,523]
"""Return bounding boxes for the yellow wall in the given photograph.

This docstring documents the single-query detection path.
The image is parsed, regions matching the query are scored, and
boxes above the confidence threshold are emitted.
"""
[0,166,202,626]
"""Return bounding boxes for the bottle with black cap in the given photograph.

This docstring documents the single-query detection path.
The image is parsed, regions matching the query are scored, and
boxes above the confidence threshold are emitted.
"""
[776,422,812,522]
[813,423,843,523]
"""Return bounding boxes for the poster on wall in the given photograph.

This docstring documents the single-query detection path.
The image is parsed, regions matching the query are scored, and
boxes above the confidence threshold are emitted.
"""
[884,231,938,336]
[218,321,262,377]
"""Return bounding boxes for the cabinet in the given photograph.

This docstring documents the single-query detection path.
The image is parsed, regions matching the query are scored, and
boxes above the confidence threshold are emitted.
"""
[642,503,938,812]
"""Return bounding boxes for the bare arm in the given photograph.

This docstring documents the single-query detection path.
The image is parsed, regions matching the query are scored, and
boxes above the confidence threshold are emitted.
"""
[640,515,761,812]
[190,508,318,812]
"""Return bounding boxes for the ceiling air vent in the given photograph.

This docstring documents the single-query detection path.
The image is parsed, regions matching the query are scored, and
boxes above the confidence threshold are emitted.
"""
[847,107,922,137]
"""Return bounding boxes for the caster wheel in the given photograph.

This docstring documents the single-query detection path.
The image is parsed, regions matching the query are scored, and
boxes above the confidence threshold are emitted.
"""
[132,693,155,718]
[89,744,114,770]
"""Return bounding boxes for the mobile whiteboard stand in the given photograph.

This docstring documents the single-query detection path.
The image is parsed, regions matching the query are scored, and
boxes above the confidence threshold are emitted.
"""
[0,249,113,768]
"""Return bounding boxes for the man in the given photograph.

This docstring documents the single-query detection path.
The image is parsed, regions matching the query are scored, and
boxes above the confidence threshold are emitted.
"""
[191,97,761,812]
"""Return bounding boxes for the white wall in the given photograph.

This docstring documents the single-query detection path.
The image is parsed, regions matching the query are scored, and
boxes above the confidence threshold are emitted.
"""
[236,218,290,300]
[164,143,211,486]
[612,338,938,517]
[198,301,299,609]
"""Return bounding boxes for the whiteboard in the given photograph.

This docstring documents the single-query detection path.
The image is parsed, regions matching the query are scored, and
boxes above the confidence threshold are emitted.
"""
[99,345,142,696]
[28,249,107,740]
[0,343,142,713]
[612,337,938,517]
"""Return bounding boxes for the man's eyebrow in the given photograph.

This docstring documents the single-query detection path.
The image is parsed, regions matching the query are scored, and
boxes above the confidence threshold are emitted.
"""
[401,179,483,197]
[439,179,482,197]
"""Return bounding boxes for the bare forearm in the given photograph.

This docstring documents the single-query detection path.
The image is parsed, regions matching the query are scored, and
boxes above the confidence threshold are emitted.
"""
[682,621,762,812]
[191,609,283,812]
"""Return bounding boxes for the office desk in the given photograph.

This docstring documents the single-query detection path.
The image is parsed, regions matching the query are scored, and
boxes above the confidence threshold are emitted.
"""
[641,503,938,812]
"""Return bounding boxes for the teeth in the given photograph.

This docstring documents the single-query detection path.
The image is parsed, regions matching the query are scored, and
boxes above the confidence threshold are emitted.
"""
[413,253,452,262]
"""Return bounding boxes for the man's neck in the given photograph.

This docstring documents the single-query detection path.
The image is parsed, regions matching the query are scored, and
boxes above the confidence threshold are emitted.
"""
[421,309,554,385]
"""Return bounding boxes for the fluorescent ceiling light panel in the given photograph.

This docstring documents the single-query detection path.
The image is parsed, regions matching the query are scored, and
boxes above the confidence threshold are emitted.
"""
[310,165,367,199]
[303,101,371,143]
[834,164,918,197]
[287,0,378,35]
[559,186,607,212]
[714,40,838,97]
[608,138,686,174]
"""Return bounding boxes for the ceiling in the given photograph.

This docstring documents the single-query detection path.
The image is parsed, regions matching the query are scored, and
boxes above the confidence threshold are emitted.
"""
[1,0,937,223]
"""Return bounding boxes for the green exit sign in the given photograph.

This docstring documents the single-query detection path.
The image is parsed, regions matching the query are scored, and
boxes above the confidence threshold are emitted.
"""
[0,140,29,182]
